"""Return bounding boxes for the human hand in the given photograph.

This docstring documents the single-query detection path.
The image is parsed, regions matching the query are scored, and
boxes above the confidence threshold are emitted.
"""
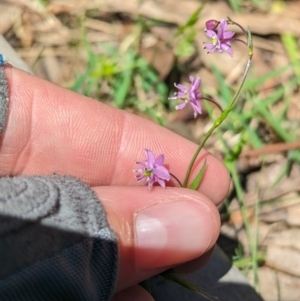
[0,66,230,301]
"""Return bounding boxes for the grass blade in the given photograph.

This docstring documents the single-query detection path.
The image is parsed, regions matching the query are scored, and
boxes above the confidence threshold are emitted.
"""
[189,159,207,190]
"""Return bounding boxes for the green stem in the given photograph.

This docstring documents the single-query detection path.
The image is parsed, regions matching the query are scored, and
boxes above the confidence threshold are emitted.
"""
[228,57,251,110]
[160,269,214,299]
[229,161,252,243]
[252,182,260,292]
[183,110,229,187]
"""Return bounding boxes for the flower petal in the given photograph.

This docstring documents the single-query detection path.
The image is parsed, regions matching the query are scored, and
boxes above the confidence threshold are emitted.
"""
[145,149,155,168]
[155,154,165,166]
[191,76,201,91]
[204,43,217,51]
[176,92,186,99]
[196,92,203,99]
[154,165,171,180]
[157,178,166,188]
[205,29,216,39]
[135,161,147,167]
[174,83,187,92]
[221,43,233,56]
[223,31,235,39]
[190,101,202,118]
[217,19,227,38]
[175,101,187,110]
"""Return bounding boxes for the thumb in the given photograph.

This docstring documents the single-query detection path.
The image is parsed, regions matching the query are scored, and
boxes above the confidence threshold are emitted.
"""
[92,186,220,291]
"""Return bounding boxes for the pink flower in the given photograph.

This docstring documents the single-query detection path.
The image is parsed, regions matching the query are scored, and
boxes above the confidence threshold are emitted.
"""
[203,19,235,57]
[169,76,203,118]
[133,149,170,189]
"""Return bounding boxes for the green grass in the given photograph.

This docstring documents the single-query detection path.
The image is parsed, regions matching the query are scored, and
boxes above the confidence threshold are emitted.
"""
[71,4,205,125]
[228,0,269,12]
[206,58,300,290]
[71,41,168,125]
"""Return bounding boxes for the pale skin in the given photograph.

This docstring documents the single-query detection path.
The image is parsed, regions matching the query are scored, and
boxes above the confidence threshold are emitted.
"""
[0,66,231,301]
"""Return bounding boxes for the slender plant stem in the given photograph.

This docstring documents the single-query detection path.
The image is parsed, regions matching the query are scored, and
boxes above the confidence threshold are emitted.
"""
[170,173,183,187]
[228,58,251,110]
[183,112,227,187]
[230,38,248,46]
[252,186,260,292]
[227,17,246,34]
[202,97,223,112]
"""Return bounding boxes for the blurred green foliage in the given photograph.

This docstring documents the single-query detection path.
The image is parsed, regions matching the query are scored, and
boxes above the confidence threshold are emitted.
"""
[71,44,168,125]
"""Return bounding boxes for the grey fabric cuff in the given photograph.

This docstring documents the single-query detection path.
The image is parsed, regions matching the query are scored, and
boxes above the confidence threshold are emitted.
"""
[0,64,8,133]
[0,175,118,301]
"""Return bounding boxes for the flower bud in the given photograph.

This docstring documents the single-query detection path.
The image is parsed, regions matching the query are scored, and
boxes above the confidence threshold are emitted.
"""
[205,19,219,31]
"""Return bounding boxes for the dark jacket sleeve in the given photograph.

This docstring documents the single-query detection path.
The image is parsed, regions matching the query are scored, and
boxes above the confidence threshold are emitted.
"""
[0,63,118,301]
[0,175,119,301]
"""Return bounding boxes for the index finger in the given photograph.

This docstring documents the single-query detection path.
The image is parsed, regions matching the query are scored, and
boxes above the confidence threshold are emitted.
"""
[0,66,230,204]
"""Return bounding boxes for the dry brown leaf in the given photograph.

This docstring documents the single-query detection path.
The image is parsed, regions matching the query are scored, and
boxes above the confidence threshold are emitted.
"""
[0,4,22,34]
[233,12,300,36]
[287,93,300,121]
[140,40,174,80]
[287,204,300,226]
[42,55,62,84]
[248,267,300,301]
[266,228,300,250]
[257,191,300,222]
[266,244,300,277]
[245,159,300,205]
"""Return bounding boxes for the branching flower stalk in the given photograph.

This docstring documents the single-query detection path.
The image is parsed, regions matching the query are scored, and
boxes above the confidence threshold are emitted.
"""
[134,18,253,191]
[182,18,253,188]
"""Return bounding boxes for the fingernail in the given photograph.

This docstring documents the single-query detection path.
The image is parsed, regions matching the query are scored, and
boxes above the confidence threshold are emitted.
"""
[134,199,217,270]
